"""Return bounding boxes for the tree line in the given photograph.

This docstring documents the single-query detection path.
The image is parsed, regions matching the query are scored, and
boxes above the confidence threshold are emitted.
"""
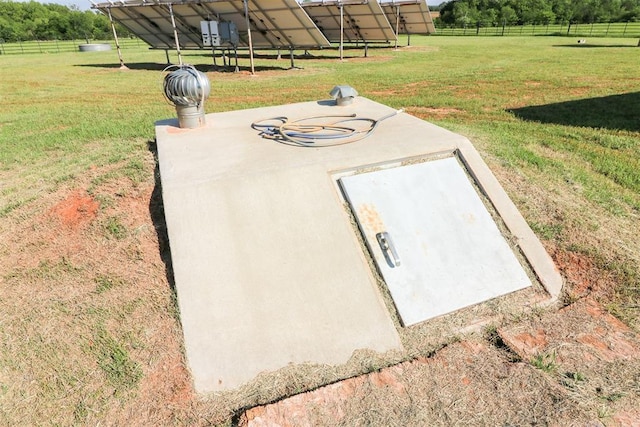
[434,0,640,27]
[2,0,639,42]
[0,1,131,42]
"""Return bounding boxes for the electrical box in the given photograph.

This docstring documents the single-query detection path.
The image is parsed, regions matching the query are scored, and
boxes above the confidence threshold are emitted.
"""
[220,22,240,46]
[201,20,239,47]
[201,20,220,47]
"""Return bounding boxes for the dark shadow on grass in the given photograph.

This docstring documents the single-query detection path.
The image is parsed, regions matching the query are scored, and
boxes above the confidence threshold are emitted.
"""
[553,44,638,48]
[77,45,375,72]
[77,62,170,71]
[77,62,291,72]
[147,139,177,301]
[508,92,640,132]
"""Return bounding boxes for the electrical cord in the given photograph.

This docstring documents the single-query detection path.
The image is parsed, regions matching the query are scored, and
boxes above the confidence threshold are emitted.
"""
[251,109,404,147]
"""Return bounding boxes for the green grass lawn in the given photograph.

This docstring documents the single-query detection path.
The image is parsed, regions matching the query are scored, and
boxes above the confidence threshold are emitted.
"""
[4,36,638,237]
[1,35,639,425]
[2,34,639,313]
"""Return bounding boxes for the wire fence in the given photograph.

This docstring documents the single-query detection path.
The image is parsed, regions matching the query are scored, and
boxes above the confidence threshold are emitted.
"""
[0,21,638,55]
[434,21,640,38]
[0,38,147,55]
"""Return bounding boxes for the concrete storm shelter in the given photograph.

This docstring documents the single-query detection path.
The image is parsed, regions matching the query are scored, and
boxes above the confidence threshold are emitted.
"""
[155,95,563,393]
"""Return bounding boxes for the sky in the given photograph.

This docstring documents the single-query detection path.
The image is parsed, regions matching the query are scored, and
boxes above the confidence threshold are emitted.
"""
[11,0,93,10]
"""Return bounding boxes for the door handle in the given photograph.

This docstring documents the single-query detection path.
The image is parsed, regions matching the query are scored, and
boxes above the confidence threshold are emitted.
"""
[376,231,401,268]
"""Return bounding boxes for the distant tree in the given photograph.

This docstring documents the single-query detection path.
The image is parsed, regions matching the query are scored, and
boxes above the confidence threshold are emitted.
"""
[68,10,94,41]
[619,0,640,20]
[551,0,579,23]
[0,0,131,41]
[91,12,113,39]
[439,0,480,26]
[499,5,519,24]
[513,0,556,24]
[437,0,638,26]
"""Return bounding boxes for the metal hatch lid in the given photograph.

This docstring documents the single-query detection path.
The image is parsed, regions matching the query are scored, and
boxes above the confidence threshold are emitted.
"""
[339,155,532,326]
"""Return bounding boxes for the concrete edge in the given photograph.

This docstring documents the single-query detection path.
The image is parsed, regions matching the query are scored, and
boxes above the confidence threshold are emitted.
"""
[457,139,564,301]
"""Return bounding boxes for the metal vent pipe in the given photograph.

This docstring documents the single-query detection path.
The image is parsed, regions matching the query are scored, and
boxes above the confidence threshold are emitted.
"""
[163,65,211,129]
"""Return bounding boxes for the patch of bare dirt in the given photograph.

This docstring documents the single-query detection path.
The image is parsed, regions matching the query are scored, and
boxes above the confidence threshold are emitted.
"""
[346,55,393,63]
[396,45,439,53]
[407,106,465,118]
[49,190,99,229]
[240,340,591,426]
[499,298,640,421]
[549,245,620,300]
[0,154,202,426]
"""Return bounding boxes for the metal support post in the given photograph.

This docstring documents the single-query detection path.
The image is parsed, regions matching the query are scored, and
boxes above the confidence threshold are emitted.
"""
[394,6,400,49]
[243,0,256,75]
[107,7,128,69]
[234,48,239,72]
[339,3,344,61]
[168,3,183,65]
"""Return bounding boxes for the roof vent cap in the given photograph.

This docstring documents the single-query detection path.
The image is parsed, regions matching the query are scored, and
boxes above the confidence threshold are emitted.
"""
[330,85,358,106]
[163,65,211,128]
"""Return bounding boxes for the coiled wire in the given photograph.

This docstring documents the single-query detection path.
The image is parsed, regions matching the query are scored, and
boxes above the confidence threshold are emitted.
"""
[162,64,211,107]
[251,109,403,147]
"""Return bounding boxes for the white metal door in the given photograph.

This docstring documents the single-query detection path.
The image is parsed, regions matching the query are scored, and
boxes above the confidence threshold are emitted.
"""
[339,156,531,326]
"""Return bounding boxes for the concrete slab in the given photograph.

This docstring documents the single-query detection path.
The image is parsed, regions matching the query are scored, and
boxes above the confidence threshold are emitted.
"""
[155,97,562,394]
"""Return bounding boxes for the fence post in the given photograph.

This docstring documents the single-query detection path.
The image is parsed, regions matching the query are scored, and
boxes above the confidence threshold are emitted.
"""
[623,22,628,36]
[0,39,4,55]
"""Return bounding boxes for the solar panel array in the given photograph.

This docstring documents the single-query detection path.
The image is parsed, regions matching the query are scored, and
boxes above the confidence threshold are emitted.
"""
[301,0,396,43]
[379,0,436,36]
[93,0,434,50]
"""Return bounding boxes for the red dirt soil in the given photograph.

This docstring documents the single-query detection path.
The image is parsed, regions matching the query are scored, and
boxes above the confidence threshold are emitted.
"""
[49,190,99,229]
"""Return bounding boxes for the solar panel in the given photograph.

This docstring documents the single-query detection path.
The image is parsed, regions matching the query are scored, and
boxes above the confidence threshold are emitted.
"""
[300,0,396,43]
[104,5,181,49]
[378,0,435,35]
[93,0,330,49]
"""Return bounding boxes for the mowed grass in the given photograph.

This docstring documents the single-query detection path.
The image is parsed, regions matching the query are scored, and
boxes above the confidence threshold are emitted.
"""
[1,36,639,425]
